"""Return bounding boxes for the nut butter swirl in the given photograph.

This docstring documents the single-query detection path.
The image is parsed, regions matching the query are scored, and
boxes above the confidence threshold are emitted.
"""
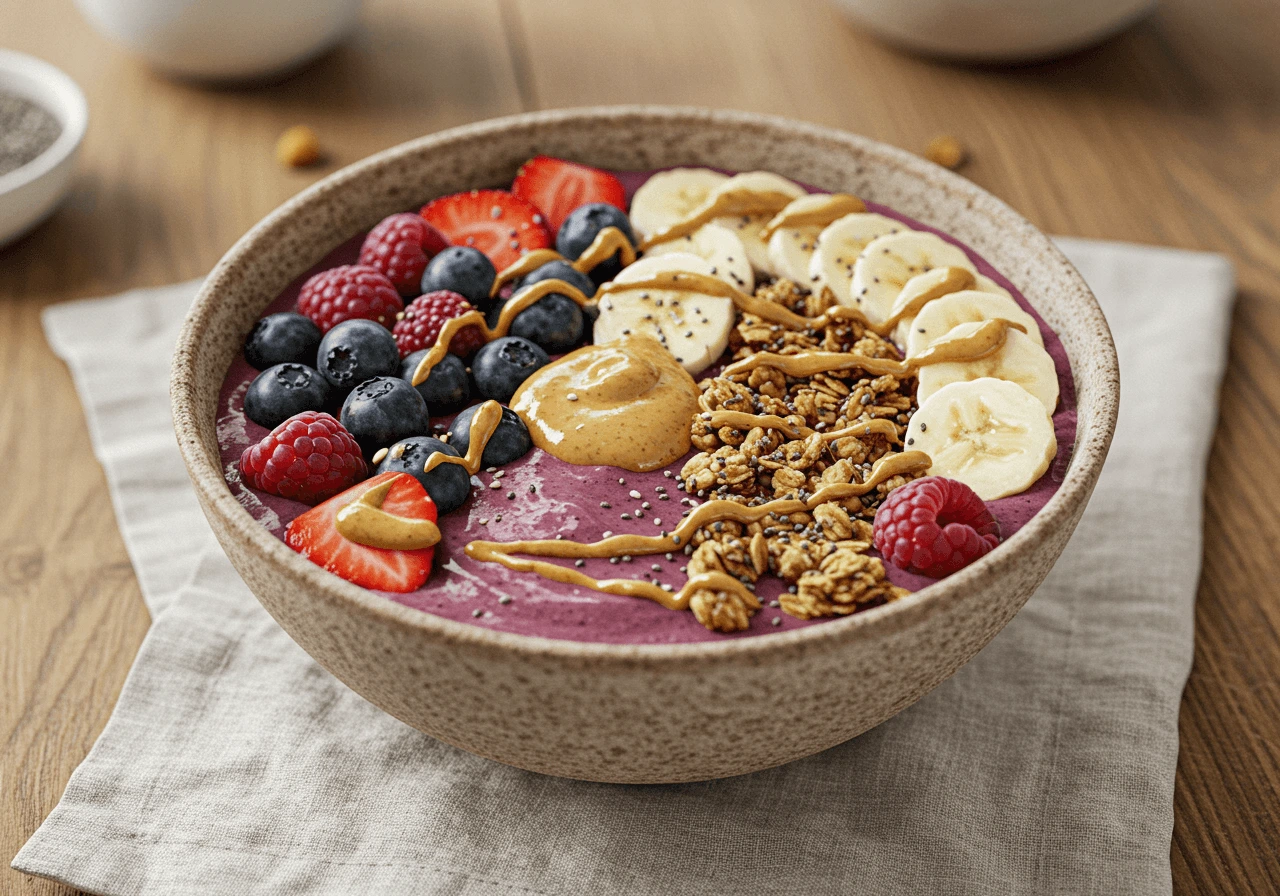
[757,193,867,240]
[465,450,930,611]
[489,226,636,296]
[335,476,441,550]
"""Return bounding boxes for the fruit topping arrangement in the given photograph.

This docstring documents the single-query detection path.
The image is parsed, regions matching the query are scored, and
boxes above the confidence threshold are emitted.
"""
[227,157,1072,633]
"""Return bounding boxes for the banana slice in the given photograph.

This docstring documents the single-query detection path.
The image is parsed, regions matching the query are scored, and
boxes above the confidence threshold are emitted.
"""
[808,213,906,307]
[906,377,1057,501]
[764,193,836,285]
[916,321,1059,414]
[710,171,806,273]
[974,274,1013,299]
[851,231,977,324]
[594,252,735,376]
[890,269,1017,347]
[644,223,755,292]
[629,168,729,240]
[906,290,1044,356]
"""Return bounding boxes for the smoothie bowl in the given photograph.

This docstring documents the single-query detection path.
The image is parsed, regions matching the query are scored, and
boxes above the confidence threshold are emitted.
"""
[172,107,1118,783]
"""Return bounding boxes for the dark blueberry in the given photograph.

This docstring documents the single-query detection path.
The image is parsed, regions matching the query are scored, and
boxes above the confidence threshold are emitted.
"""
[400,350,470,413]
[339,376,432,458]
[316,319,400,391]
[243,363,329,429]
[243,312,322,370]
[508,293,584,354]
[470,336,549,403]
[449,404,532,467]
[420,246,496,307]
[375,436,471,514]
[518,259,597,298]
[556,203,636,285]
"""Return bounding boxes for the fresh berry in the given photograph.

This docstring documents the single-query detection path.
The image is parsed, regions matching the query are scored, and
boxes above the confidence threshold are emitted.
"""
[285,472,436,592]
[243,312,322,370]
[508,293,583,354]
[392,290,486,359]
[556,203,637,284]
[243,363,330,429]
[420,189,553,272]
[358,213,449,296]
[518,258,596,297]
[873,476,1001,578]
[419,246,497,307]
[239,411,366,504]
[448,403,532,468]
[401,350,470,413]
[470,336,549,403]
[375,436,471,514]
[340,376,432,458]
[316,318,401,391]
[511,156,627,235]
[297,265,404,333]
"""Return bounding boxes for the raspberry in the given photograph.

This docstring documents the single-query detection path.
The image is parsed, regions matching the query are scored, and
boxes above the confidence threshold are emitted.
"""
[392,290,486,359]
[872,476,1001,578]
[297,265,403,333]
[358,213,449,295]
[239,411,367,504]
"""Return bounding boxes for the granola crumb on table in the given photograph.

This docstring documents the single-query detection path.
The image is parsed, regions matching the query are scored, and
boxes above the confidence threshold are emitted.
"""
[680,278,918,631]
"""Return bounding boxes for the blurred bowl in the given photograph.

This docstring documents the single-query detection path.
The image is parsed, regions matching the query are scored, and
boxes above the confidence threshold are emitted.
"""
[833,0,1156,62]
[0,50,87,249]
[73,0,363,81]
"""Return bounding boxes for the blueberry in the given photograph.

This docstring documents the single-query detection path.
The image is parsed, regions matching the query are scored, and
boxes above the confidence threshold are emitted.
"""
[400,350,470,413]
[449,404,532,467]
[556,203,636,285]
[340,376,432,458]
[243,363,329,429]
[243,312,322,370]
[420,246,496,307]
[518,259,596,298]
[470,336,549,403]
[375,436,471,514]
[508,293,584,354]
[316,319,400,391]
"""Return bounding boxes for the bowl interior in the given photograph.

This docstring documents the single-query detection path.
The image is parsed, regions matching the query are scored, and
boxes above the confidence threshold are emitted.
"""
[172,106,1119,659]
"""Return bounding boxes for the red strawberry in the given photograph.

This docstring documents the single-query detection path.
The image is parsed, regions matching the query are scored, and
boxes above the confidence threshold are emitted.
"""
[358,213,450,296]
[285,472,437,593]
[511,156,627,234]
[420,189,552,273]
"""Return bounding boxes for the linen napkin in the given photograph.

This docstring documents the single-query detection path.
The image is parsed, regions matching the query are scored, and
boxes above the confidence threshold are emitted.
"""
[14,239,1234,896]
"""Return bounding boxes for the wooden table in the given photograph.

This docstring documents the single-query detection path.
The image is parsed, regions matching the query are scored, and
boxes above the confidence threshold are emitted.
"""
[3,0,1277,892]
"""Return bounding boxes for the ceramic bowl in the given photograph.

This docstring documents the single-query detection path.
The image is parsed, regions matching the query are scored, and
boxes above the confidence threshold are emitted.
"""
[171,107,1118,784]
[0,50,88,248]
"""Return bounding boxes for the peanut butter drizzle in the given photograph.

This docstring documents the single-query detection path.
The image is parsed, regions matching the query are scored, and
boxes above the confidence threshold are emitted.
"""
[464,450,930,610]
[883,267,975,328]
[722,318,1021,380]
[638,188,801,251]
[423,400,504,475]
[570,225,636,273]
[490,249,564,297]
[758,193,867,240]
[334,476,442,551]
[410,278,594,385]
[703,410,901,445]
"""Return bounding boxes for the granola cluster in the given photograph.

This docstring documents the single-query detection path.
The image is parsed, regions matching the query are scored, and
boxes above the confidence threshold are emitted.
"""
[680,279,917,632]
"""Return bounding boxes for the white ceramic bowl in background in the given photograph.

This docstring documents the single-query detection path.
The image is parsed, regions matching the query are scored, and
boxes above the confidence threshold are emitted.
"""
[832,0,1157,62]
[73,0,364,81]
[0,51,88,249]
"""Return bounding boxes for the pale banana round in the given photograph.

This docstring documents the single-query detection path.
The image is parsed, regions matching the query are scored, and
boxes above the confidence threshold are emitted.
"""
[644,222,754,292]
[628,167,728,239]
[851,231,976,324]
[906,290,1044,356]
[916,321,1059,414]
[891,269,1018,346]
[808,213,905,307]
[906,377,1057,501]
[710,171,805,273]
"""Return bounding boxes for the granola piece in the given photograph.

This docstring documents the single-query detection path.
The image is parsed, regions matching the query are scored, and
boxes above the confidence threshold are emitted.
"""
[687,537,756,583]
[689,585,761,632]
[781,551,906,619]
[812,503,854,540]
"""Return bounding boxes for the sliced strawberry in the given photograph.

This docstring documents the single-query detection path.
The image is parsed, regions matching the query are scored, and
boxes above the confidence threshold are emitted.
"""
[420,189,553,272]
[511,156,627,235]
[285,471,437,593]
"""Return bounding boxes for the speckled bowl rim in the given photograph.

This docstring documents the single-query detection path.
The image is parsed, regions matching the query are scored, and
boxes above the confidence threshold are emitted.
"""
[172,106,1118,666]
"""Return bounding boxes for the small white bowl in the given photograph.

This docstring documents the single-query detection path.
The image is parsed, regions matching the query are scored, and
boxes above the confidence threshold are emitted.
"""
[0,51,87,248]
[73,0,364,82]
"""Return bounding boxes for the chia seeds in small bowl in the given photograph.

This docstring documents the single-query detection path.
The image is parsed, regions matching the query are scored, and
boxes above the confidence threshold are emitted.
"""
[0,90,62,178]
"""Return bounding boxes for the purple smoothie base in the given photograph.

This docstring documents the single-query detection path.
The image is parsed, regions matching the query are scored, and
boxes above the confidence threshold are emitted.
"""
[215,169,1078,644]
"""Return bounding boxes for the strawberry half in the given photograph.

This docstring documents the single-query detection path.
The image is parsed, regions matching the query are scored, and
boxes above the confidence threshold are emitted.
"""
[511,156,627,235]
[420,189,553,273]
[285,472,437,593]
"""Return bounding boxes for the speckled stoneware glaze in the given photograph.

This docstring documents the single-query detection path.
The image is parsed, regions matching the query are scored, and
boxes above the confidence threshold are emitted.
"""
[172,107,1119,784]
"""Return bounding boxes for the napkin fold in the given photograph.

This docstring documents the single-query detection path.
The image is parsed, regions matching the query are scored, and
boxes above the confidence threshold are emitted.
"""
[14,239,1235,896]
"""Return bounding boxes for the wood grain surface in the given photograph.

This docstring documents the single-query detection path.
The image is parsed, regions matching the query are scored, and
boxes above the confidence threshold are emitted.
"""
[3,0,1278,893]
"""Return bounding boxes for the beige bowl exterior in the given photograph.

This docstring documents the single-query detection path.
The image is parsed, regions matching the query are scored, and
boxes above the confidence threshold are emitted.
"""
[171,107,1118,784]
